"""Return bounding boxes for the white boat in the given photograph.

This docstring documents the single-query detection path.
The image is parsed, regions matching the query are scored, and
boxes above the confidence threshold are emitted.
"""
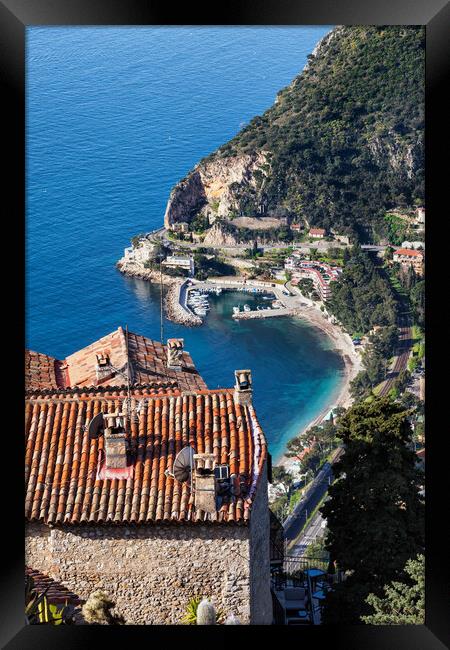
[233,306,241,315]
[243,304,251,312]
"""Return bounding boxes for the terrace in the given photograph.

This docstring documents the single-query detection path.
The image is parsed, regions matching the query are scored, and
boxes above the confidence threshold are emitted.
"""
[269,515,343,625]
[271,555,344,625]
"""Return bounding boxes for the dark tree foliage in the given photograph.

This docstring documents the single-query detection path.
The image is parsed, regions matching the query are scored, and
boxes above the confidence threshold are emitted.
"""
[410,280,425,328]
[206,26,424,238]
[350,325,399,398]
[327,247,398,334]
[361,554,425,624]
[320,397,424,624]
[193,254,236,280]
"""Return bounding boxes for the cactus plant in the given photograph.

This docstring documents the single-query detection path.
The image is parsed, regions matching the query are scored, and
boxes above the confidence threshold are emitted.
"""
[81,590,125,625]
[181,595,225,625]
[224,613,241,624]
[196,598,216,625]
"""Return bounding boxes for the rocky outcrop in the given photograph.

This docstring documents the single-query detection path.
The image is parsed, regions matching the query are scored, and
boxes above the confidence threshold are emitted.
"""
[203,223,240,247]
[164,151,269,229]
[367,130,423,181]
[116,259,175,285]
[163,171,207,229]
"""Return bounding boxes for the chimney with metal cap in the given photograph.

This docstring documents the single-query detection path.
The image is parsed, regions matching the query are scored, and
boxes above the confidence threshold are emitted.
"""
[167,338,184,370]
[95,352,115,385]
[234,369,253,406]
[103,411,127,469]
[193,453,217,513]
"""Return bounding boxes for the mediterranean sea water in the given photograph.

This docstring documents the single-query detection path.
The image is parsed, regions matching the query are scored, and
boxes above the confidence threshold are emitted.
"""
[26,26,343,461]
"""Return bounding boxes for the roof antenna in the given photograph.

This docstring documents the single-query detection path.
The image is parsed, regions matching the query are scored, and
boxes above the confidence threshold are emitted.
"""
[125,323,132,422]
[159,261,164,347]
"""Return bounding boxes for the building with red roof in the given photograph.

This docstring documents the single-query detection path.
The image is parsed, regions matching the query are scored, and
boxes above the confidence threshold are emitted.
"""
[393,248,424,275]
[309,227,326,238]
[25,328,272,624]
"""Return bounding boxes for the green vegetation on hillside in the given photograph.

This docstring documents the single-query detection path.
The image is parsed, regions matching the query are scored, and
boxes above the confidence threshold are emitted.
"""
[362,554,425,625]
[321,397,424,624]
[193,254,237,281]
[327,246,398,334]
[206,26,424,238]
[350,325,399,399]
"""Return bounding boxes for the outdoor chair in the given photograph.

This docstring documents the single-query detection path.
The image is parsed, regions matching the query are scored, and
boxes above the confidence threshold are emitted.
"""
[284,587,311,625]
[284,587,307,610]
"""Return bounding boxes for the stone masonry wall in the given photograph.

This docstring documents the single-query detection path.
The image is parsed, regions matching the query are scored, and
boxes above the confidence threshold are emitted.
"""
[249,463,273,624]
[25,523,52,574]
[25,522,252,625]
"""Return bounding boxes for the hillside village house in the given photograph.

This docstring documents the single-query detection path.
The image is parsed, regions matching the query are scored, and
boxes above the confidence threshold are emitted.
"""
[25,327,272,624]
[308,228,326,239]
[393,248,424,275]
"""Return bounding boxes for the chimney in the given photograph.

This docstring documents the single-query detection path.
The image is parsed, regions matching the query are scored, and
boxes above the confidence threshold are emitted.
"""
[193,453,217,513]
[234,369,253,406]
[103,411,127,469]
[95,352,115,385]
[167,338,184,370]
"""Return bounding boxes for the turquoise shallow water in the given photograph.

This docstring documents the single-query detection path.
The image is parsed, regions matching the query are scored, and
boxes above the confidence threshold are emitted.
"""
[25,26,343,461]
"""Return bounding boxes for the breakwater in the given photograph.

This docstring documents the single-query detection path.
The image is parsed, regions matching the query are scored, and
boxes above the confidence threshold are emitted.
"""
[233,307,294,320]
[165,280,202,327]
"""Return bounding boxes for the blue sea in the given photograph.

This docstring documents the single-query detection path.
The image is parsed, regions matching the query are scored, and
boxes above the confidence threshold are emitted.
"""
[26,26,342,462]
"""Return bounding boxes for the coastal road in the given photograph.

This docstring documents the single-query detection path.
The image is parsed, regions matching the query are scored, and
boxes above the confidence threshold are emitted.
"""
[289,511,327,557]
[284,447,344,548]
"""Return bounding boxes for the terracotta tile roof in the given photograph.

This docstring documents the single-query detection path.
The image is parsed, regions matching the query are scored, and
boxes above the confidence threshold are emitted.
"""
[394,248,423,257]
[25,387,267,526]
[309,228,326,236]
[25,327,207,395]
[26,566,83,606]
[25,351,65,391]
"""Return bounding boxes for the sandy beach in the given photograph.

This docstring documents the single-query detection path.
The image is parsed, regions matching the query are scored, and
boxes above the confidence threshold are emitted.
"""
[275,303,363,470]
[117,260,361,470]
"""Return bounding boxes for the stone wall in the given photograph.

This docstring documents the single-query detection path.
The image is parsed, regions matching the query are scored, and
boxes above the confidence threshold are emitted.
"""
[249,463,273,624]
[25,522,256,625]
[25,523,52,574]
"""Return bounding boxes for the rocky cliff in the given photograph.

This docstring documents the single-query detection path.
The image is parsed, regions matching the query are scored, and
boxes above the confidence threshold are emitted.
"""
[163,26,424,239]
[164,151,269,229]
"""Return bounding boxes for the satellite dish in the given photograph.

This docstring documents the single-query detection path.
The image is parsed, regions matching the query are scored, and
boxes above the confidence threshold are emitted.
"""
[172,446,194,482]
[87,412,105,439]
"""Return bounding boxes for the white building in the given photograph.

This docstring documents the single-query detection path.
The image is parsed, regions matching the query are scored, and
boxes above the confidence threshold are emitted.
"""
[416,207,425,224]
[162,255,195,276]
[309,228,326,239]
[401,241,424,250]
[123,241,157,264]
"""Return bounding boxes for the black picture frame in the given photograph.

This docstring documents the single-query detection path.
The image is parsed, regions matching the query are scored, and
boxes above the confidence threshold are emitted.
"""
[2,1,448,647]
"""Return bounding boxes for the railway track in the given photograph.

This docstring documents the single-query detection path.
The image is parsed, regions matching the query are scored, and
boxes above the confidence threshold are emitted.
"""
[379,313,412,396]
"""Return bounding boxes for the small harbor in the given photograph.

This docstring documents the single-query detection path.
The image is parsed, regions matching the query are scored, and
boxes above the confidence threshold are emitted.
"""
[180,278,295,324]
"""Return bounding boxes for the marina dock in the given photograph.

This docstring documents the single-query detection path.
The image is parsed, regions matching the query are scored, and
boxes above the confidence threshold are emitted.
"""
[232,307,294,320]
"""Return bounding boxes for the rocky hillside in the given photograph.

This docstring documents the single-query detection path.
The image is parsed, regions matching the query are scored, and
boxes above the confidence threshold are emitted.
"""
[164,26,424,239]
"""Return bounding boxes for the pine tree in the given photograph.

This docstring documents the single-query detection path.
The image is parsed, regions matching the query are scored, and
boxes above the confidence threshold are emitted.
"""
[320,397,424,624]
[361,554,425,624]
